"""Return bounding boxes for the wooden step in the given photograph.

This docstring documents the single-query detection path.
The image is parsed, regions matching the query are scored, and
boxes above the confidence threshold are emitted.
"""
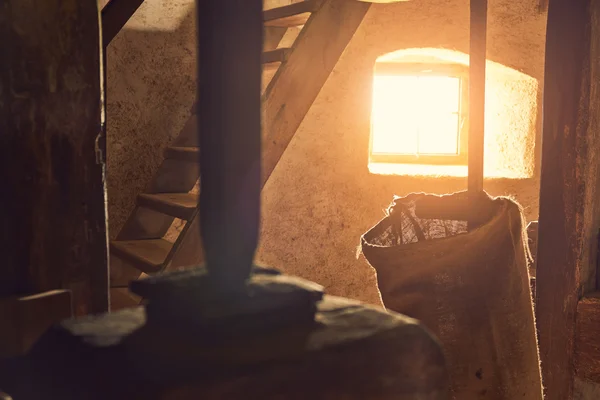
[110,288,143,312]
[110,239,172,274]
[264,1,318,27]
[137,193,199,221]
[263,48,291,71]
[164,146,200,162]
[147,158,200,193]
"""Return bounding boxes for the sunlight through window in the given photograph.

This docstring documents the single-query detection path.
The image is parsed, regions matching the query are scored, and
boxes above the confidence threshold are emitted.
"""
[371,75,461,156]
[368,49,537,178]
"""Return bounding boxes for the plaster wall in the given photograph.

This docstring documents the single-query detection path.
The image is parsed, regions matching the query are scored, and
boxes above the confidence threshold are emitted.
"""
[256,0,547,305]
[104,0,547,306]
[103,0,302,237]
[104,0,197,238]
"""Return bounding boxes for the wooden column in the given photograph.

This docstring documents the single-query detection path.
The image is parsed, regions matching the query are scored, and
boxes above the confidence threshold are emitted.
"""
[467,0,487,193]
[0,0,109,315]
[536,0,600,398]
[196,0,263,289]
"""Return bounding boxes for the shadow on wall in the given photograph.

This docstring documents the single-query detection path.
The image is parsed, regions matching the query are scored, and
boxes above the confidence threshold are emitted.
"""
[105,2,197,239]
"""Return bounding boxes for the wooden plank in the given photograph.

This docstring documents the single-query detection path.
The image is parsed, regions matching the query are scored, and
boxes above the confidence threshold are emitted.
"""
[535,0,600,398]
[109,250,151,287]
[110,239,172,274]
[0,290,72,358]
[147,158,200,193]
[264,1,318,27]
[467,0,487,193]
[167,211,206,270]
[0,0,108,315]
[101,0,144,48]
[111,80,199,288]
[137,193,198,221]
[574,293,600,383]
[117,206,175,240]
[263,61,283,72]
[261,0,370,187]
[263,48,291,71]
[164,147,200,162]
[527,221,539,276]
[115,151,198,233]
[109,288,143,312]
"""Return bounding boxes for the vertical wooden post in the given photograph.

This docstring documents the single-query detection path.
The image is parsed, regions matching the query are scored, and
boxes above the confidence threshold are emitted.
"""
[0,0,109,315]
[468,0,487,194]
[196,0,263,290]
[536,0,599,398]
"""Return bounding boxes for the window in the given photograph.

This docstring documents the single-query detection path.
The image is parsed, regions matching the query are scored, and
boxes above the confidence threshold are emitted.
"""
[370,63,468,166]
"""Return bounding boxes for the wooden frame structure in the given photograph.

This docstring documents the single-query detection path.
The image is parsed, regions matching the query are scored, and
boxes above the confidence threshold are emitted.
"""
[105,0,371,309]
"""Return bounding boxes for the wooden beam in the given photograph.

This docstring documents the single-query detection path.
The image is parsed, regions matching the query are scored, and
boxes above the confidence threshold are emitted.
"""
[0,290,72,358]
[263,1,319,27]
[574,293,600,383]
[196,0,263,289]
[262,0,370,187]
[101,0,145,48]
[0,0,109,315]
[467,0,487,193]
[535,0,600,397]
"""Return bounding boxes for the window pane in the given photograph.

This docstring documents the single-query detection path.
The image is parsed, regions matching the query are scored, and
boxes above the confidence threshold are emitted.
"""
[418,113,459,154]
[371,116,419,154]
[371,74,461,156]
[371,76,420,154]
[418,76,460,113]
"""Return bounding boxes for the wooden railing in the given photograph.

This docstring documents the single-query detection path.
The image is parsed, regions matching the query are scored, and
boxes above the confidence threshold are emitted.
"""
[101,0,145,48]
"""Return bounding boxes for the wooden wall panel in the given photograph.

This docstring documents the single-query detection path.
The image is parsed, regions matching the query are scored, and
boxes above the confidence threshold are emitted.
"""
[0,0,109,314]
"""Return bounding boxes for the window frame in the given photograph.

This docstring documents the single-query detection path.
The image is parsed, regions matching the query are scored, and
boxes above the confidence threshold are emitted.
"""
[369,62,469,166]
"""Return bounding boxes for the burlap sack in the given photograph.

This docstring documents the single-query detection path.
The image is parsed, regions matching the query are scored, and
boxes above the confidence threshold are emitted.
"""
[361,191,543,400]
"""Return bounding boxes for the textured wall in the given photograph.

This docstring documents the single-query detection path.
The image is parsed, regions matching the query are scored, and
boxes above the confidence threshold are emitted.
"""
[104,0,301,238]
[104,0,547,305]
[104,0,197,238]
[255,0,547,305]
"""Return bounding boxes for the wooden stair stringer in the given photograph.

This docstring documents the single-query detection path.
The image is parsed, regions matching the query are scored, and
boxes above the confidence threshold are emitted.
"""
[153,0,371,275]
[161,209,205,273]
[261,0,370,186]
[110,0,370,300]
[109,109,200,289]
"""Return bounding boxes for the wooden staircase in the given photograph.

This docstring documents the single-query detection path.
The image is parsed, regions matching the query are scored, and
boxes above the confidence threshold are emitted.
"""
[109,0,370,309]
